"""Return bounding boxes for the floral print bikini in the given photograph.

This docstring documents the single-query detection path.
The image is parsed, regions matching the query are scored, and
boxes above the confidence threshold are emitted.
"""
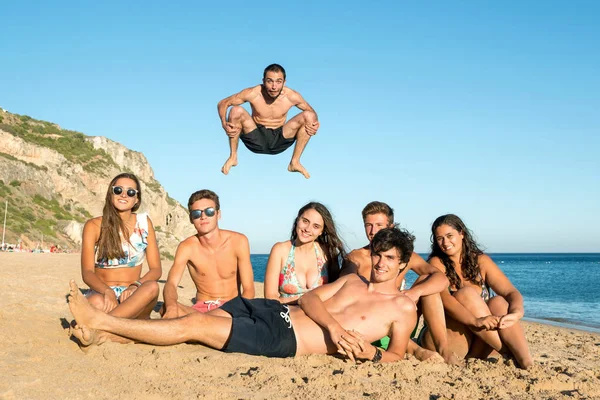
[278,243,328,298]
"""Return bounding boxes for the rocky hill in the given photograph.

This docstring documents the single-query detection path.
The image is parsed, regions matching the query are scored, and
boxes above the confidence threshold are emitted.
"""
[0,108,194,258]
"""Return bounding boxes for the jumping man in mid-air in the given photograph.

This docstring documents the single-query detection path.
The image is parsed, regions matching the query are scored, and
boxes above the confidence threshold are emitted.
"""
[217,64,319,179]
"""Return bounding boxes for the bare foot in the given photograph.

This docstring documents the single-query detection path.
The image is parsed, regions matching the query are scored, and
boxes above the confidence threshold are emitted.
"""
[67,280,103,330]
[221,157,238,175]
[288,161,310,179]
[70,323,102,350]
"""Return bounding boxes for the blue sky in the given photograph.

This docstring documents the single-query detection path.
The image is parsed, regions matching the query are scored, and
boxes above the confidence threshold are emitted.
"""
[1,1,598,253]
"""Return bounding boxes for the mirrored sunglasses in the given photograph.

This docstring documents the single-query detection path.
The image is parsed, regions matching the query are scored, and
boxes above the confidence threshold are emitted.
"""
[191,207,216,219]
[112,186,139,198]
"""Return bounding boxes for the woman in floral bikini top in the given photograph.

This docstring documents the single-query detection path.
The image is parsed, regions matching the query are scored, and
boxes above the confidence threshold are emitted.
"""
[264,202,346,304]
[79,173,162,322]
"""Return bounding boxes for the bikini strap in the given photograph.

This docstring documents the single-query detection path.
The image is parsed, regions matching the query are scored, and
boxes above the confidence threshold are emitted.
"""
[281,243,296,274]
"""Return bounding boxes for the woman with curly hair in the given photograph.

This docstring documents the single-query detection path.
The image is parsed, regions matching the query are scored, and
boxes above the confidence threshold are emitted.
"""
[427,214,532,369]
[264,202,346,304]
[79,173,162,320]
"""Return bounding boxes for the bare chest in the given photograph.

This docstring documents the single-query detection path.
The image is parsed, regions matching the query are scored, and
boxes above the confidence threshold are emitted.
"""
[250,96,293,120]
[187,251,238,280]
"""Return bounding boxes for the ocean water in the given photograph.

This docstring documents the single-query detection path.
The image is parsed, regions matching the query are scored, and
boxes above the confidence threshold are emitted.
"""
[250,253,600,332]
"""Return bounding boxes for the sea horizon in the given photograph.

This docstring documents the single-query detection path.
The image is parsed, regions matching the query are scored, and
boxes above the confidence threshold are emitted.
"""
[249,252,600,333]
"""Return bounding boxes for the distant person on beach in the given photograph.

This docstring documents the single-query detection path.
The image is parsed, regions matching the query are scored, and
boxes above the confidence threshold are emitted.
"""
[425,214,532,369]
[340,201,456,364]
[80,173,162,320]
[217,63,320,179]
[161,189,255,319]
[264,202,346,304]
[68,228,429,363]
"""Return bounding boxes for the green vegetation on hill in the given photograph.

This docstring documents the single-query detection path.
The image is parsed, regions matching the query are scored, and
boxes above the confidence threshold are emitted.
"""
[0,114,118,174]
[0,180,90,245]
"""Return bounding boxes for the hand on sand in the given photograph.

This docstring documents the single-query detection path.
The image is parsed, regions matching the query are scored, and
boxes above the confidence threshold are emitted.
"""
[439,349,463,366]
[162,307,182,320]
[288,162,310,179]
[407,340,443,363]
[221,156,238,175]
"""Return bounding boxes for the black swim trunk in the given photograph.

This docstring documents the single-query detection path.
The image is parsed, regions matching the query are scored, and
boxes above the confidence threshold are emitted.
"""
[220,297,297,358]
[240,125,295,155]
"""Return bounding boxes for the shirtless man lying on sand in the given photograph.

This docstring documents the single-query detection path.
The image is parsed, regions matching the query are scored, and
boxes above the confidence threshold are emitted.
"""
[217,63,319,179]
[68,228,442,363]
[162,189,255,319]
[341,201,458,364]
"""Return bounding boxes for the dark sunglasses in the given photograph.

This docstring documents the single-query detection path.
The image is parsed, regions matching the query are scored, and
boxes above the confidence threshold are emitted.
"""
[191,207,216,219]
[112,186,139,198]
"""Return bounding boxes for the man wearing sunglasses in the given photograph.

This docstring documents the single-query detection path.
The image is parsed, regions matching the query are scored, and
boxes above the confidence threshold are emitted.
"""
[161,190,255,319]
[69,227,441,364]
[217,63,319,179]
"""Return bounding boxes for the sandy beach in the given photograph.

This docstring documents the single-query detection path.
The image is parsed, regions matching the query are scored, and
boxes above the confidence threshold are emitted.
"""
[0,253,599,399]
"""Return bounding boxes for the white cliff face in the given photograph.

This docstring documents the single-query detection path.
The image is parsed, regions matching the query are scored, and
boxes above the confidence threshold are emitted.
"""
[0,123,194,256]
[89,136,155,182]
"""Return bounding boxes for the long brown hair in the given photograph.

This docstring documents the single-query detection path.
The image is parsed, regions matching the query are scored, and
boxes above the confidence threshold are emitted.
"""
[96,173,142,261]
[290,202,347,282]
[428,214,484,289]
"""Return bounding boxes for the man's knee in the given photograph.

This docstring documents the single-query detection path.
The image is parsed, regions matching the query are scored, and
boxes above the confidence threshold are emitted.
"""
[228,106,248,121]
[184,311,206,325]
[300,110,317,124]
[87,294,105,310]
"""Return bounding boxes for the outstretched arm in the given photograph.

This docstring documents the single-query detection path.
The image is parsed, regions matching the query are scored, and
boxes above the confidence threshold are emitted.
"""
[236,234,255,299]
[162,242,190,318]
[404,253,449,302]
